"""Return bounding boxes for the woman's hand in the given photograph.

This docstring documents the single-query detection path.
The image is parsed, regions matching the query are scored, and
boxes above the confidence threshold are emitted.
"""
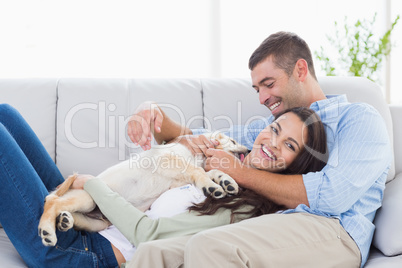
[173,134,219,157]
[127,101,163,151]
[71,174,95,190]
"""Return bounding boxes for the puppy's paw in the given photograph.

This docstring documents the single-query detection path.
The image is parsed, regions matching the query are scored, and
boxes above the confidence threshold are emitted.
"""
[207,170,239,195]
[218,174,239,195]
[202,185,227,199]
[56,211,74,232]
[38,224,57,247]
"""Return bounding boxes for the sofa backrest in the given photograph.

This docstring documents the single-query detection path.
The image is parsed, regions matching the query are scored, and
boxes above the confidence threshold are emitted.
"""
[0,78,59,161]
[56,78,206,177]
[0,77,396,182]
[390,105,402,176]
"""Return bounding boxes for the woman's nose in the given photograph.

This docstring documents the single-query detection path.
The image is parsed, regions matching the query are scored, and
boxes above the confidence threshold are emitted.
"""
[270,135,278,149]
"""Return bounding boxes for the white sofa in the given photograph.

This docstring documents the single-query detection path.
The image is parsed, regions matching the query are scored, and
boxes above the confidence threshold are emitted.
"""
[0,77,401,267]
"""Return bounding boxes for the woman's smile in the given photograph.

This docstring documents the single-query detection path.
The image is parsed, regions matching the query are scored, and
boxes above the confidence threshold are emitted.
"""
[260,144,277,161]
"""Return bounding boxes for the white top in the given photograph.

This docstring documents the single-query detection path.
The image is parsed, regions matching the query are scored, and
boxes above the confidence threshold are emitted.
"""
[99,184,206,261]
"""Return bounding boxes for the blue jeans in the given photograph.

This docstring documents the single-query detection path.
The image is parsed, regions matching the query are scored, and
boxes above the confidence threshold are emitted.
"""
[0,104,118,268]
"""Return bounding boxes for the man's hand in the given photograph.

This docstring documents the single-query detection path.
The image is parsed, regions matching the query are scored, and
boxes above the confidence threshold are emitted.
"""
[71,174,95,190]
[173,134,219,157]
[127,101,163,151]
[204,148,244,178]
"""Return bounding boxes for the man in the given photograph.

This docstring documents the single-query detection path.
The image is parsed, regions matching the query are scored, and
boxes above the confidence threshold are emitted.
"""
[126,32,391,267]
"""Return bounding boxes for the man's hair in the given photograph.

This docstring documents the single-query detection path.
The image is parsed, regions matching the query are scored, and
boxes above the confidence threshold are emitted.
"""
[248,31,317,80]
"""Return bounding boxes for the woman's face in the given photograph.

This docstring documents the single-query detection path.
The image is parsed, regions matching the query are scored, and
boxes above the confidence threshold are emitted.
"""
[244,112,307,172]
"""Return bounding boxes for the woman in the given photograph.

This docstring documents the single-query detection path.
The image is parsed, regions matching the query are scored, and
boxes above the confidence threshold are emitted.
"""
[0,104,326,267]
[190,106,328,221]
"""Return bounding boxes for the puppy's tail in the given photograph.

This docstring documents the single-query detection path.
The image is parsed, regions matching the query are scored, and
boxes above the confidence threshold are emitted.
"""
[54,173,78,197]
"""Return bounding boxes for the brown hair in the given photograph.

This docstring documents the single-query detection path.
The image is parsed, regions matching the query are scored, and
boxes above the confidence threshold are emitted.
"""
[190,107,327,222]
[248,31,318,80]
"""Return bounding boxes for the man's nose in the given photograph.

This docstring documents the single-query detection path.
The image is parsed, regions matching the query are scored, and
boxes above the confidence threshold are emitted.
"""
[259,90,270,105]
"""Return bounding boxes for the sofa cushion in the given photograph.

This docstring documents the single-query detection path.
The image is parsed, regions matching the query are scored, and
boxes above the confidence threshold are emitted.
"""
[365,248,402,268]
[56,78,204,177]
[373,173,402,256]
[56,78,131,177]
[0,229,26,267]
[0,79,58,161]
[390,105,402,176]
[201,78,268,131]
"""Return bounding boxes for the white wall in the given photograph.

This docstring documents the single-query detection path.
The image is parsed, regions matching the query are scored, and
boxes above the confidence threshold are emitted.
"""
[390,0,402,103]
[0,0,400,103]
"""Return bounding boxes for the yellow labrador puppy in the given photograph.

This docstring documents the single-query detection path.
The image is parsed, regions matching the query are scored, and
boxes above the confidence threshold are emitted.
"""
[38,132,248,246]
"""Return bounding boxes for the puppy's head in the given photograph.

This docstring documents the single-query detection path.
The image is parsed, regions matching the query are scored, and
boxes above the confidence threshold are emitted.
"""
[203,132,248,156]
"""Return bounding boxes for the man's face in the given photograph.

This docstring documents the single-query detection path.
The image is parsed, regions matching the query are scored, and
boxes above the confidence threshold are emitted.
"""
[251,56,306,116]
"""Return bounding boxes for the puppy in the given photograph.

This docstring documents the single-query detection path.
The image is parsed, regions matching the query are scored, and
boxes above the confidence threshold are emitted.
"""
[38,132,248,246]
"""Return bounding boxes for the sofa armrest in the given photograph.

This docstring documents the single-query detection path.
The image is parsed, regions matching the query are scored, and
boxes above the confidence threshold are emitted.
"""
[373,173,402,256]
[390,105,402,175]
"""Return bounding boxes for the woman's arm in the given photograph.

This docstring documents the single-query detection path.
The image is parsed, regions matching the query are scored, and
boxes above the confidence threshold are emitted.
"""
[84,178,235,246]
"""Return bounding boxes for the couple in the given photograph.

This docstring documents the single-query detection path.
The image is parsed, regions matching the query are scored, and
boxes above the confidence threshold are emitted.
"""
[0,31,391,268]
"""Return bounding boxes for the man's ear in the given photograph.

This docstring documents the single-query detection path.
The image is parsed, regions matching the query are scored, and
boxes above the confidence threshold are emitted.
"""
[293,59,308,82]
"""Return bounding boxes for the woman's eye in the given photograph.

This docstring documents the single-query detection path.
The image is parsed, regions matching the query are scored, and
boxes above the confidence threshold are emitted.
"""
[270,126,278,135]
[285,142,295,152]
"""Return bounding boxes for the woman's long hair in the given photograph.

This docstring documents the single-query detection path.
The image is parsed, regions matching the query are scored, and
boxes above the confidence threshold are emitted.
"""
[189,107,328,222]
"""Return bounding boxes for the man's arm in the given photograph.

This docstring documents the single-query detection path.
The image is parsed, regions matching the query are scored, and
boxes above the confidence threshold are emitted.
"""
[205,148,308,209]
[304,105,391,215]
[205,104,391,212]
[238,169,308,209]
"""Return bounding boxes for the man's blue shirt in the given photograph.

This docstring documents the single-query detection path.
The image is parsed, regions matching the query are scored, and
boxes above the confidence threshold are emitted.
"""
[193,95,392,267]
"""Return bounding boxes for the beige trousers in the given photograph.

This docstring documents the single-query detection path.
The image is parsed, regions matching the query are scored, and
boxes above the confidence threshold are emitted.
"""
[128,213,361,268]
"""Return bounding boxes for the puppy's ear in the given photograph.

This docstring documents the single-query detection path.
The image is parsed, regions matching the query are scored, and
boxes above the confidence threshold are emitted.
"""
[216,133,224,139]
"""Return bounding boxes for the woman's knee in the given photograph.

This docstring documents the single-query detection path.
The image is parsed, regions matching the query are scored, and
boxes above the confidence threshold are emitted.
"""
[0,103,19,121]
[0,103,15,113]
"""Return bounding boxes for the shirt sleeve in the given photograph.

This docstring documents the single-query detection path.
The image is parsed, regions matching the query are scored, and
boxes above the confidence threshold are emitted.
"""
[304,104,392,215]
[84,178,234,246]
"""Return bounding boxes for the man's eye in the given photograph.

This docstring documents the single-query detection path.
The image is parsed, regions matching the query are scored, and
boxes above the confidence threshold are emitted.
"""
[266,82,274,88]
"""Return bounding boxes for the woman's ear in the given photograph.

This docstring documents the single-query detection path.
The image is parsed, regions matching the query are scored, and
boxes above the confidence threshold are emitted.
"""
[293,59,308,82]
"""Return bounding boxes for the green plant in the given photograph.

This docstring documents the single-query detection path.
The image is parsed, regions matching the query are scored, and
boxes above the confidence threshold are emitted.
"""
[315,13,400,84]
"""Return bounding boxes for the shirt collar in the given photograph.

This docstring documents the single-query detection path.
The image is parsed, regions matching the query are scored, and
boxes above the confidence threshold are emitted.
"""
[310,94,348,111]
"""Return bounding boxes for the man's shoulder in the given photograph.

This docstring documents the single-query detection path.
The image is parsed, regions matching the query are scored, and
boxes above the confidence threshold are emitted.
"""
[329,95,378,111]
[343,101,378,114]
[318,95,380,120]
[330,102,386,136]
